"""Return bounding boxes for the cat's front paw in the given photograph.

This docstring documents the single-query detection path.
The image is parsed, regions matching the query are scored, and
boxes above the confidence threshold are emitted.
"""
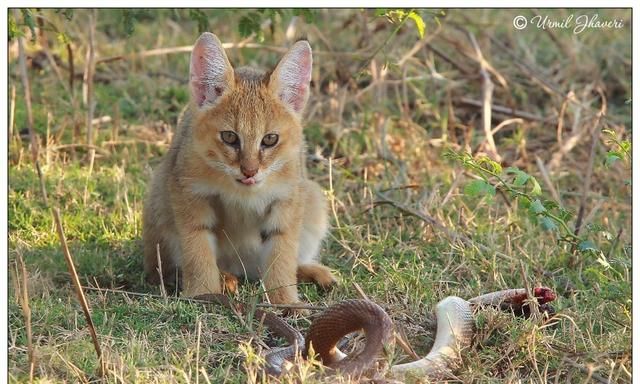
[182,281,222,298]
[222,272,239,294]
[267,285,298,304]
[266,286,309,316]
[282,305,310,317]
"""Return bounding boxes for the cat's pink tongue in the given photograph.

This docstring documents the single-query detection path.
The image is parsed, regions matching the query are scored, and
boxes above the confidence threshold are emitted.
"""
[240,177,256,185]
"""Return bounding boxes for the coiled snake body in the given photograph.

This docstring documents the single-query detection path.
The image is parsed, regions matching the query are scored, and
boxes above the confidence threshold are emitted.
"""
[196,287,555,381]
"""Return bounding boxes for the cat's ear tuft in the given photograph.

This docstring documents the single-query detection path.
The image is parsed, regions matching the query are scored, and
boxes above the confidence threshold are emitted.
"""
[269,40,312,117]
[190,32,234,108]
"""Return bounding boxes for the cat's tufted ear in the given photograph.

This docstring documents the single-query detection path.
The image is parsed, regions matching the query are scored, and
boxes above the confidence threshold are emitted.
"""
[189,32,234,108]
[269,40,312,117]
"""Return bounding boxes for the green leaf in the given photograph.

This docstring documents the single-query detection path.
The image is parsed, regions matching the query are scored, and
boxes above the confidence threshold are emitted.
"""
[478,156,502,174]
[539,217,558,231]
[620,140,631,153]
[542,200,559,210]
[385,10,408,24]
[56,32,71,45]
[586,223,605,233]
[8,15,18,41]
[605,152,622,167]
[508,168,530,186]
[374,9,388,17]
[530,199,546,214]
[122,10,137,36]
[407,11,426,39]
[293,9,316,23]
[558,207,573,222]
[21,9,36,42]
[464,179,496,198]
[189,9,209,34]
[518,196,531,209]
[55,9,74,21]
[579,240,598,253]
[239,13,262,38]
[259,8,280,18]
[529,176,542,196]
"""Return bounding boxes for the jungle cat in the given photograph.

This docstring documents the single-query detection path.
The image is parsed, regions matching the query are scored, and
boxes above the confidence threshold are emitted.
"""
[142,32,336,304]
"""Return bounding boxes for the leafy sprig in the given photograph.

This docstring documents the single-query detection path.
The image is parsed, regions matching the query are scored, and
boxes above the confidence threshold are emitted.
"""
[444,149,580,244]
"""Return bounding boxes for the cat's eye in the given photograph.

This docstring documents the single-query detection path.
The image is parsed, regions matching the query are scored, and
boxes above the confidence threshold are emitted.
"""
[261,134,279,148]
[221,131,239,146]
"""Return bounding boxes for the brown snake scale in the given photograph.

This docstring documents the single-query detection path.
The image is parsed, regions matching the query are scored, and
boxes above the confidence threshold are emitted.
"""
[194,286,556,381]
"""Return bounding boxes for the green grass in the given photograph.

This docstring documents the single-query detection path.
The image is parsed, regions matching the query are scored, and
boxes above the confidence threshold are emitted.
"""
[9,8,631,383]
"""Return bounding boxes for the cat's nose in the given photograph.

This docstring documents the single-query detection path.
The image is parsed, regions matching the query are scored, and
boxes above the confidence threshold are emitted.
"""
[241,165,258,178]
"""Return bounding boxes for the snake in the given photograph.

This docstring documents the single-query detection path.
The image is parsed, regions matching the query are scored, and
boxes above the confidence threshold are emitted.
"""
[194,286,556,381]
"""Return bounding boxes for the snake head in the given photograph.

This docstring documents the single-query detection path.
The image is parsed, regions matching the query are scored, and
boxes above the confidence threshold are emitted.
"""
[533,286,556,304]
[494,287,557,319]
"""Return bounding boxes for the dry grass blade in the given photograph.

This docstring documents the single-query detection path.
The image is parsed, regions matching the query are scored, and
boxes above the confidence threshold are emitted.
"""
[573,88,607,239]
[52,208,105,377]
[10,85,16,140]
[36,14,69,93]
[195,319,202,384]
[156,243,168,300]
[556,92,574,146]
[84,11,96,146]
[468,32,500,162]
[66,42,75,91]
[547,88,604,173]
[14,9,48,206]
[82,11,97,205]
[82,151,96,206]
[517,260,539,318]
[535,155,561,204]
[16,254,35,382]
[15,9,38,161]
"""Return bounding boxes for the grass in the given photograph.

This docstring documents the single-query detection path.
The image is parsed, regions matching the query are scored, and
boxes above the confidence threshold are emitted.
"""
[8,8,631,383]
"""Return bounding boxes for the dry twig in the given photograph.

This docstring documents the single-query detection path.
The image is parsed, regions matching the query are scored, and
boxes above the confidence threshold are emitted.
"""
[456,98,552,123]
[52,208,105,376]
[374,191,516,262]
[97,42,364,65]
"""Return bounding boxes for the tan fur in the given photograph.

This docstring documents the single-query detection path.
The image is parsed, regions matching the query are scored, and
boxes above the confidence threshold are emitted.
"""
[142,34,335,304]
